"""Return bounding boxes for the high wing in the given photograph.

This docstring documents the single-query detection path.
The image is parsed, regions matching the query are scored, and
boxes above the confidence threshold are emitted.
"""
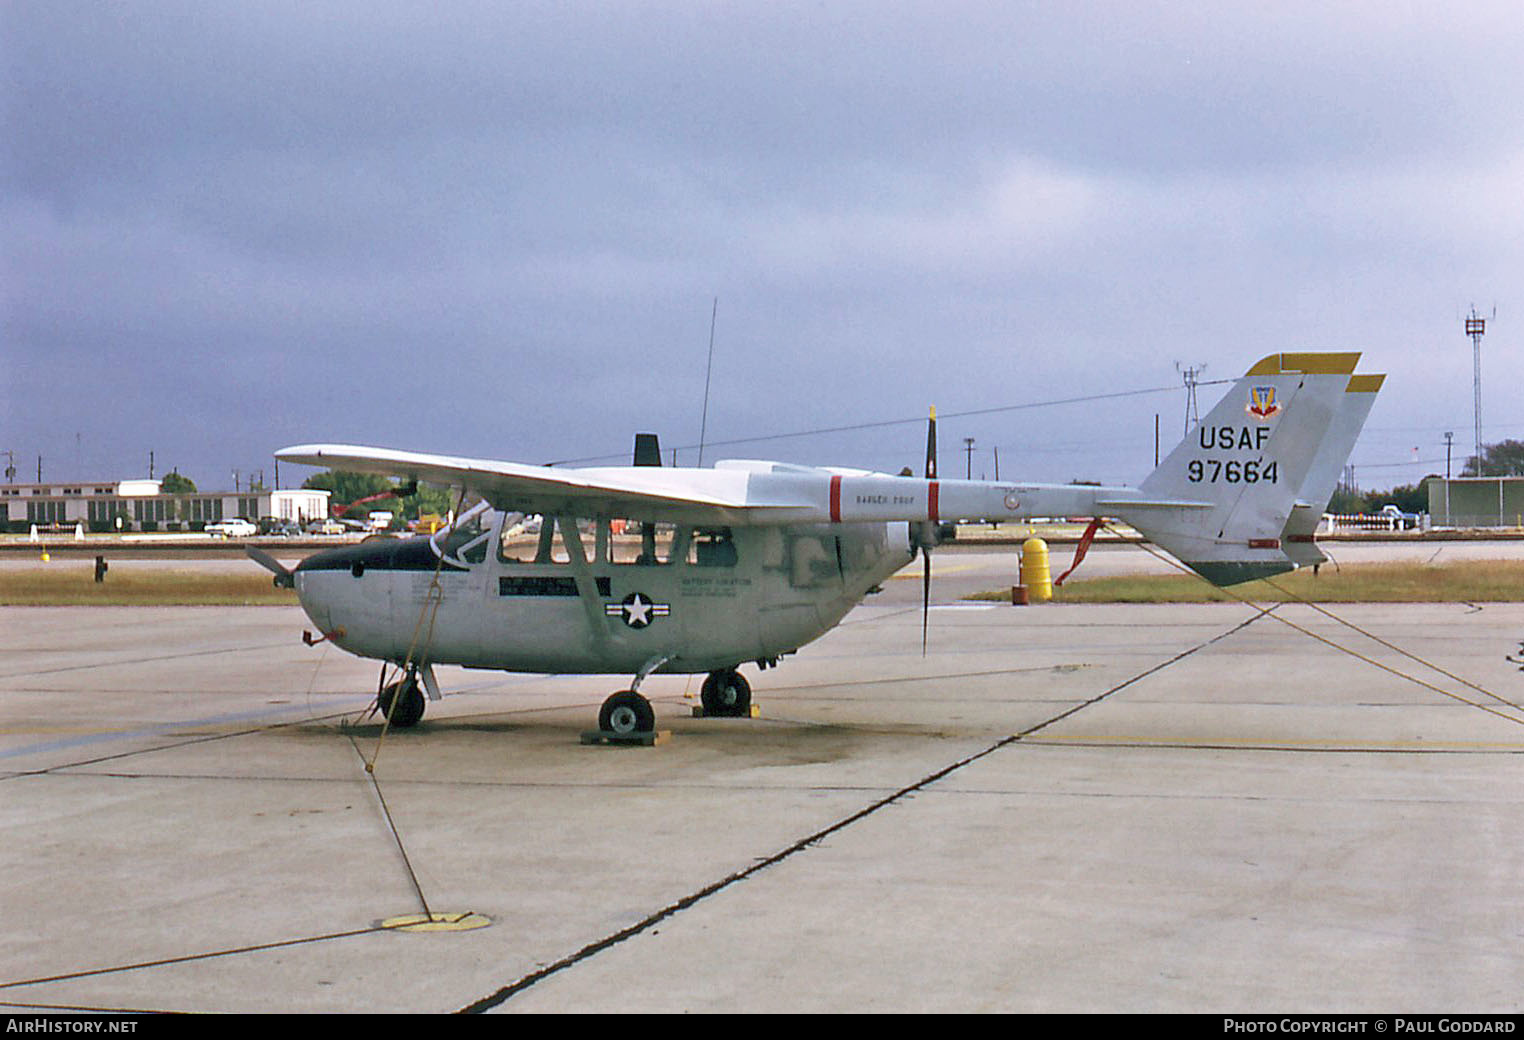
[274,444,824,525]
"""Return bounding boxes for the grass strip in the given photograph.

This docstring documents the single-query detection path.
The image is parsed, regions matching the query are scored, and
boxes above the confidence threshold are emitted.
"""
[969,559,1524,604]
[6,558,1523,607]
[0,567,297,606]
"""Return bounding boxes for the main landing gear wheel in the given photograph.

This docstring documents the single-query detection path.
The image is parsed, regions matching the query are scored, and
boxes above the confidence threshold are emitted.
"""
[700,669,751,717]
[378,672,426,728]
[598,690,656,736]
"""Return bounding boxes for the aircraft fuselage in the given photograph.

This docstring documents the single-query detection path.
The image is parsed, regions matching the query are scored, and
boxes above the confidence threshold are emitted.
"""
[292,511,913,677]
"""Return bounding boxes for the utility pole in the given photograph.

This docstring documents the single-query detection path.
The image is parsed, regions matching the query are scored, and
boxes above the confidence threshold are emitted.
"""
[963,437,975,480]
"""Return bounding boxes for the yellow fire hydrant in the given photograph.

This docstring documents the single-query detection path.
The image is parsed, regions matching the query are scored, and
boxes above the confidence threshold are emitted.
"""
[1020,537,1053,602]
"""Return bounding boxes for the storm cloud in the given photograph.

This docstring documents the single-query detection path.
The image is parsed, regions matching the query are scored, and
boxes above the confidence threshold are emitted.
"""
[5,2,1522,490]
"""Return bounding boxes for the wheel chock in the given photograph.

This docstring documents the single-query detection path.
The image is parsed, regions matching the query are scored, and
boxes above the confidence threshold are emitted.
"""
[580,729,671,747]
[690,704,762,719]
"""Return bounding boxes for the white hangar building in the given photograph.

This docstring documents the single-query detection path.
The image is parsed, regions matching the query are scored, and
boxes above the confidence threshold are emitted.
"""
[1,480,331,533]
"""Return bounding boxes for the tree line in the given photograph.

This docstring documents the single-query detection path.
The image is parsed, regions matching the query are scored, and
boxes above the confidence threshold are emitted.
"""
[1330,439,1524,515]
[301,470,456,525]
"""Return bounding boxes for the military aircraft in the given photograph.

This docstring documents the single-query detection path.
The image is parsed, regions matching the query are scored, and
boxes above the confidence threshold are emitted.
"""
[249,352,1374,735]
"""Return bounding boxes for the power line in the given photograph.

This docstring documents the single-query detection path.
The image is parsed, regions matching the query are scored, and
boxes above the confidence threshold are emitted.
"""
[549,381,1216,466]
[1175,362,1207,436]
[1349,457,1450,471]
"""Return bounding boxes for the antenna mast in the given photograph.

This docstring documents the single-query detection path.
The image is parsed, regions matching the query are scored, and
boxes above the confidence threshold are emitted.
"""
[1465,306,1489,472]
[697,298,718,468]
[1176,362,1206,437]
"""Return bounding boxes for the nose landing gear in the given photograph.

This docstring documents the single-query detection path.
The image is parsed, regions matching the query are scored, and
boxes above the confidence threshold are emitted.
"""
[375,662,439,728]
[377,671,426,728]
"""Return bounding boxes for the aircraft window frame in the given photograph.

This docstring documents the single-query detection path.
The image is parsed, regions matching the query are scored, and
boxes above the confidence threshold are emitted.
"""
[496,513,544,564]
[550,516,592,565]
[604,518,684,566]
[496,515,595,567]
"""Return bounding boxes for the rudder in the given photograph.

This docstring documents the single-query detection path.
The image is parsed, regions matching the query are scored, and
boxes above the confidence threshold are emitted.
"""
[1281,373,1384,567]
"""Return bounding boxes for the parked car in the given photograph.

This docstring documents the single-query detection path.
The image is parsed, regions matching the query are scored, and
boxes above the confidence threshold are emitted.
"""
[306,519,346,535]
[206,518,258,538]
[1377,504,1421,530]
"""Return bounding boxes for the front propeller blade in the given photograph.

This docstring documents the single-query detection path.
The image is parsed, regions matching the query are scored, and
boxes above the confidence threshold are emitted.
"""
[245,546,295,589]
[921,545,931,656]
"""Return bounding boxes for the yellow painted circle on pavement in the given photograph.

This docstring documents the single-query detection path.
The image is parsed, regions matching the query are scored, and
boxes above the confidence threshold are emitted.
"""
[380,912,492,932]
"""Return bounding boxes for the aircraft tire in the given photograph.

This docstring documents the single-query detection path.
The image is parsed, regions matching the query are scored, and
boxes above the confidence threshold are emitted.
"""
[599,690,655,735]
[378,674,426,728]
[700,669,751,717]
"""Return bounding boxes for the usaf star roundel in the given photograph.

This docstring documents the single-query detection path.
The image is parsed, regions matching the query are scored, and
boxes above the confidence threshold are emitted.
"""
[605,592,671,629]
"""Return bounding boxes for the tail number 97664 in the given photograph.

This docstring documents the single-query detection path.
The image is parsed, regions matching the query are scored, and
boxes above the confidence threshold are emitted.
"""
[1187,459,1278,484]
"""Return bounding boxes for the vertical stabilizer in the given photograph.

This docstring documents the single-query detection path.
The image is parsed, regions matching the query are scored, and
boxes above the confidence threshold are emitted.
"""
[1115,353,1361,585]
[1282,373,1384,566]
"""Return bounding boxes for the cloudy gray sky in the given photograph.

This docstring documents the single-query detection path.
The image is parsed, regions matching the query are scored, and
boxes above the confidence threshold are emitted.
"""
[5,2,1522,494]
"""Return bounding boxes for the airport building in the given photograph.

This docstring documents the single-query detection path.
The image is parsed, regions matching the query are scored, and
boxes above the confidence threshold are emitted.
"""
[0,479,331,533]
[1427,476,1524,529]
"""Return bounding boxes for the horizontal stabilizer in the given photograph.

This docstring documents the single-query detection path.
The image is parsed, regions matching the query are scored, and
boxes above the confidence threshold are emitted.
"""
[1094,498,1213,511]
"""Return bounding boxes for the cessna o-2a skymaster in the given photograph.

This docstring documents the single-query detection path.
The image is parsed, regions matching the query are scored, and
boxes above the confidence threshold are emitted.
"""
[252,352,1377,736]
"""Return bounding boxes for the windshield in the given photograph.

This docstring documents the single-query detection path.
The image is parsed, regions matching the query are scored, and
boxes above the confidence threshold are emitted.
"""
[430,500,495,566]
